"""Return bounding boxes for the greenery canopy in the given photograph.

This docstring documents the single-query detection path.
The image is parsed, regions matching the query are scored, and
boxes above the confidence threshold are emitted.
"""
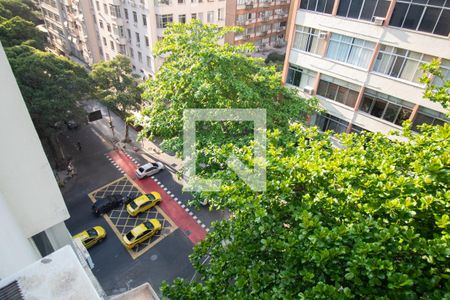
[138,21,318,154]
[163,123,450,299]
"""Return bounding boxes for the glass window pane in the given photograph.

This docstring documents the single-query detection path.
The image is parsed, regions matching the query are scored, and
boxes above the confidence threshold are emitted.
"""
[326,83,339,99]
[389,56,406,78]
[360,0,377,20]
[348,0,364,18]
[374,0,390,17]
[335,86,349,105]
[325,0,334,13]
[390,3,409,27]
[371,99,387,117]
[383,103,401,122]
[418,7,441,33]
[360,96,373,112]
[412,113,434,131]
[317,80,328,96]
[346,90,359,107]
[300,0,308,9]
[400,58,420,81]
[337,0,351,16]
[308,0,318,10]
[395,108,412,126]
[316,0,326,12]
[434,9,450,36]
[403,4,424,30]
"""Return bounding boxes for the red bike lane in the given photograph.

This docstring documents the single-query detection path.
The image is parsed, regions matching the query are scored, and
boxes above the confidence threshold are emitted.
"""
[107,150,207,244]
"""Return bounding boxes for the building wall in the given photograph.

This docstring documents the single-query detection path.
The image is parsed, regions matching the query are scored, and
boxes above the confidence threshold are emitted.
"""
[282,0,449,135]
[93,0,226,77]
[0,44,71,267]
[226,0,290,49]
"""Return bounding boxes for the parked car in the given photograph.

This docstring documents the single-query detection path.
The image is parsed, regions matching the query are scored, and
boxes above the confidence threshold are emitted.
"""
[72,226,106,249]
[126,192,161,217]
[135,162,164,179]
[92,194,127,216]
[65,119,79,129]
[122,219,161,249]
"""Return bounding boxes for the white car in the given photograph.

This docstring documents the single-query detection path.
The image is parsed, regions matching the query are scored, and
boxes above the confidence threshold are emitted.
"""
[136,162,164,179]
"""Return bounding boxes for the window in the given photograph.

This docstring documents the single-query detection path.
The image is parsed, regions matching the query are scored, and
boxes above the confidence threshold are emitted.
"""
[337,0,390,21]
[127,29,131,39]
[178,0,184,3]
[293,26,326,55]
[198,12,204,22]
[207,11,214,23]
[359,88,414,126]
[299,0,334,14]
[286,65,317,90]
[142,14,147,25]
[99,20,103,29]
[179,14,186,23]
[156,14,173,28]
[96,1,100,10]
[317,74,360,108]
[315,113,349,134]
[373,45,434,84]
[110,5,121,18]
[119,44,126,54]
[103,3,108,14]
[129,47,134,58]
[147,56,152,68]
[218,8,224,20]
[412,107,448,132]
[135,32,140,44]
[124,8,129,20]
[138,51,142,62]
[107,24,111,32]
[110,40,115,50]
[145,35,149,46]
[133,11,138,23]
[191,13,197,19]
[327,33,375,69]
[118,26,124,37]
[102,37,107,46]
[390,0,450,36]
[350,124,370,134]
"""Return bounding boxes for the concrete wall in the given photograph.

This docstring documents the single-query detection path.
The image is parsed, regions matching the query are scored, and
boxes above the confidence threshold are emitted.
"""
[0,44,70,239]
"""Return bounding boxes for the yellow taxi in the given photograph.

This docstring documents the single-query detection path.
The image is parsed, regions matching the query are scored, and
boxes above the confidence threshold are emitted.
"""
[126,192,161,216]
[72,226,106,249]
[122,219,162,249]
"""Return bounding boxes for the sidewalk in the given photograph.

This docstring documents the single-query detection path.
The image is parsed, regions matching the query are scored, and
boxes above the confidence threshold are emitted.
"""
[82,100,183,174]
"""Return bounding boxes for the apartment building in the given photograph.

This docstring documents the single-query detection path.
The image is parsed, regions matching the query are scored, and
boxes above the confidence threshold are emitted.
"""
[225,0,290,50]
[93,0,226,77]
[39,0,102,65]
[282,0,449,135]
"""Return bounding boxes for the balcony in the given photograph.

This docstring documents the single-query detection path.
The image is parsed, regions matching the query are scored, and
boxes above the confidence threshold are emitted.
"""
[245,3,254,9]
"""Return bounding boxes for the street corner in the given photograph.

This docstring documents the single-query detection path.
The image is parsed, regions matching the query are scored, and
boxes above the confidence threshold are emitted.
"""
[88,176,177,260]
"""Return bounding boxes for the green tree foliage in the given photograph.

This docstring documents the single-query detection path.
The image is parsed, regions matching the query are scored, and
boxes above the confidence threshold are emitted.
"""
[90,54,143,142]
[6,45,90,136]
[163,123,450,299]
[0,16,46,49]
[421,59,450,111]
[0,0,40,24]
[138,21,318,153]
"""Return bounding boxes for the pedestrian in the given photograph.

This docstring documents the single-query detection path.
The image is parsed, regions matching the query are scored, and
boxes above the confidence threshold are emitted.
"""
[77,141,82,152]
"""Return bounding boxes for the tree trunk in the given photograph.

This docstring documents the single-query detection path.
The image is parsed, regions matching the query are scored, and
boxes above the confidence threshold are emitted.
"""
[123,123,131,143]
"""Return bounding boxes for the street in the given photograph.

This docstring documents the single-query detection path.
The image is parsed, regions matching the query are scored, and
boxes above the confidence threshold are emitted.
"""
[58,101,226,296]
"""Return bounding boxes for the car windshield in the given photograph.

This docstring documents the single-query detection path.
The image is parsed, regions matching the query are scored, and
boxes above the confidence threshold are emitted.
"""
[125,231,135,241]
[87,229,98,237]
[144,221,154,230]
[146,194,155,200]
[138,167,145,172]
[129,201,138,209]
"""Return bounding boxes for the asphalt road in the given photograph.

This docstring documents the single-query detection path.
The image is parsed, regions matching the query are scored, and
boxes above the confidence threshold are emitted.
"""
[58,122,206,296]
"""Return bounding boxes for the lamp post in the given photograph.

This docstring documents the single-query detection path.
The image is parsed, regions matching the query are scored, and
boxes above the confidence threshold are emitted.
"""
[107,106,116,141]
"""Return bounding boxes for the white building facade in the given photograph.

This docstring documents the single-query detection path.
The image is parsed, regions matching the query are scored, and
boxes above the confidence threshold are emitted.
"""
[0,44,74,278]
[282,0,449,135]
[93,0,226,77]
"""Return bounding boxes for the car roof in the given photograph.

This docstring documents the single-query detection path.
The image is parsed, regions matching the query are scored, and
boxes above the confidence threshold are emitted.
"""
[133,194,150,205]
[141,163,154,169]
[130,222,149,236]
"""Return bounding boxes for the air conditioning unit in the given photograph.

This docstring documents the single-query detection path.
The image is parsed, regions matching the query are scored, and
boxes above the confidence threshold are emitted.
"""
[303,86,314,95]
[374,16,385,26]
[318,32,327,39]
